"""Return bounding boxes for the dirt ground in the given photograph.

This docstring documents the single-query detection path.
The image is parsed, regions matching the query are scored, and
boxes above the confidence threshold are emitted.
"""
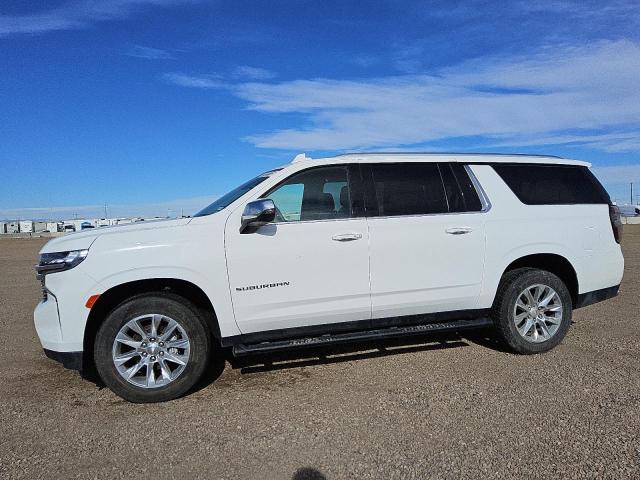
[1,228,639,479]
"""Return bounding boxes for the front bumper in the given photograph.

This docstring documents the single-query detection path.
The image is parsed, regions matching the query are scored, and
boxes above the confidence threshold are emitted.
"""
[35,297,84,372]
[43,349,83,371]
[34,295,64,350]
[34,294,83,355]
[33,267,96,353]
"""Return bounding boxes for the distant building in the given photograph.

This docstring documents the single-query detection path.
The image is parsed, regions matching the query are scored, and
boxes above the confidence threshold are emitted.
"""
[618,204,640,217]
[96,218,113,228]
[0,216,165,234]
[33,221,48,233]
[46,222,61,233]
[19,220,33,233]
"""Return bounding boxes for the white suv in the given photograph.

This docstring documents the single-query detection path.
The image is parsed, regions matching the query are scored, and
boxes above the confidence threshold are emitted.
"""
[34,153,624,402]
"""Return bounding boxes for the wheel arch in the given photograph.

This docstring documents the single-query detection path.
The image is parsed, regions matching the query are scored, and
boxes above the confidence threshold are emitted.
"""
[82,278,220,376]
[501,253,579,306]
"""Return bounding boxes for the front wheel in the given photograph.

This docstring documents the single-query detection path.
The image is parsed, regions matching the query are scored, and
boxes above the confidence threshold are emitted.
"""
[492,268,573,354]
[94,293,211,403]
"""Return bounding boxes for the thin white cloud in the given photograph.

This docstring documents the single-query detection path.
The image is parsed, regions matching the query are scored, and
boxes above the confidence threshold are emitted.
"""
[482,131,640,153]
[514,0,640,19]
[0,1,196,37]
[221,40,640,152]
[0,195,218,221]
[163,72,224,89]
[592,164,640,186]
[425,1,640,28]
[164,67,277,88]
[126,44,174,60]
[232,66,276,80]
[352,55,378,68]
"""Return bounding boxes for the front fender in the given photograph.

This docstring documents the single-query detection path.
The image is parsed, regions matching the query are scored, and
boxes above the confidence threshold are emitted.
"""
[90,266,241,339]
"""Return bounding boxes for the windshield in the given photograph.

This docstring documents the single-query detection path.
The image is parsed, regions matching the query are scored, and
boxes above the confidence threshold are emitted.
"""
[194,169,281,217]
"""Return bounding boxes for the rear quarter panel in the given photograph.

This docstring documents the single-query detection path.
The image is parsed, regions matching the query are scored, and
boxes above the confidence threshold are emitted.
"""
[470,165,624,309]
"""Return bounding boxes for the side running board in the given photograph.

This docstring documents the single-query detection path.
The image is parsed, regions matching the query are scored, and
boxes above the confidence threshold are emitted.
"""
[232,317,493,356]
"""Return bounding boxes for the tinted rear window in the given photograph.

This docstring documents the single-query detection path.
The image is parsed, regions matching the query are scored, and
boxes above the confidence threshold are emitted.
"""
[369,163,448,216]
[440,163,483,212]
[492,164,610,205]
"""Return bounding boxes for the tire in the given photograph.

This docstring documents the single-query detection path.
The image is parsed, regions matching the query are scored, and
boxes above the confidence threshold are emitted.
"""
[94,293,211,403]
[492,268,572,354]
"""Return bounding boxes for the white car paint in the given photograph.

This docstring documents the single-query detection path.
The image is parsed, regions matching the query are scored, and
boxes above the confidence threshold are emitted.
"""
[34,153,624,356]
[225,216,371,333]
[367,208,487,319]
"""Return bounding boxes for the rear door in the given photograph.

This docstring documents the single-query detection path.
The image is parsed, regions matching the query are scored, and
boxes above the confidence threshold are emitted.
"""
[364,162,488,320]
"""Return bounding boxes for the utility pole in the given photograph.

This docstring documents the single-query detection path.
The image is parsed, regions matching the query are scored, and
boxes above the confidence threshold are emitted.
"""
[104,203,108,218]
[631,183,634,205]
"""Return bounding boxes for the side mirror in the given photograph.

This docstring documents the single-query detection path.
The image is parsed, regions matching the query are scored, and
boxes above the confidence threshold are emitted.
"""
[240,199,276,233]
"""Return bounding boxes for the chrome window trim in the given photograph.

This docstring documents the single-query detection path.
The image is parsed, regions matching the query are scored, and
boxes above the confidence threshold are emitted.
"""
[464,164,492,213]
[259,162,492,224]
[364,162,492,220]
[269,216,366,226]
[366,210,484,221]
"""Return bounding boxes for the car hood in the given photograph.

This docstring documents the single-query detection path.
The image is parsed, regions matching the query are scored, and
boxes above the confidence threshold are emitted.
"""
[40,218,192,254]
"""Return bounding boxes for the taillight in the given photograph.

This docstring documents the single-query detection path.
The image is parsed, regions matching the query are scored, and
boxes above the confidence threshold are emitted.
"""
[609,204,623,244]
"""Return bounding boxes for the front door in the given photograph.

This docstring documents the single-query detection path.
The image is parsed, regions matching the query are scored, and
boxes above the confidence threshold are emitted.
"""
[224,165,371,334]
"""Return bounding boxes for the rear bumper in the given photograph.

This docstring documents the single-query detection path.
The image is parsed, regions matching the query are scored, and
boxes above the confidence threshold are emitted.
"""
[43,349,83,371]
[575,284,620,309]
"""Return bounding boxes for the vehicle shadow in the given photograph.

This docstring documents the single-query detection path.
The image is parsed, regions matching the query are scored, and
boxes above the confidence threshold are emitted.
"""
[292,467,327,480]
[87,328,506,398]
[458,329,513,353]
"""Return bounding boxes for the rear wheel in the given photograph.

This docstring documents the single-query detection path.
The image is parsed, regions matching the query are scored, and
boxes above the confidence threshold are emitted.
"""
[492,268,572,354]
[94,293,211,403]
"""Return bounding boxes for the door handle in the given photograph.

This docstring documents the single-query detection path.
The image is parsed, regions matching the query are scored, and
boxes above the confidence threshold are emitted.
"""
[445,227,473,235]
[332,233,363,242]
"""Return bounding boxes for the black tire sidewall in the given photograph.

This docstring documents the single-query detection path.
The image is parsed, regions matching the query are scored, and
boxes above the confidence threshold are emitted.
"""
[94,294,211,403]
[495,269,573,354]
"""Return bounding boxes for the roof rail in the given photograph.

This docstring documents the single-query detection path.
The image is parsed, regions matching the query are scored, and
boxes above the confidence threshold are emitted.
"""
[330,151,564,159]
[291,153,311,163]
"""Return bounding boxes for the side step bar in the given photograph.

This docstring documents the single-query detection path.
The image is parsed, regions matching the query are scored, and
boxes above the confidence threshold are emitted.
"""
[232,317,493,356]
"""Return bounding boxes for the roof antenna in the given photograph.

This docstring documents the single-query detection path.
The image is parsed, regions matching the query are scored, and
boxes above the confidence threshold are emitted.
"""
[292,153,310,163]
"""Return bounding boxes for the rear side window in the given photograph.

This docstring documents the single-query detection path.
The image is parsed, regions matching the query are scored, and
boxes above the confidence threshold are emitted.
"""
[440,163,483,212]
[492,164,610,205]
[368,163,448,216]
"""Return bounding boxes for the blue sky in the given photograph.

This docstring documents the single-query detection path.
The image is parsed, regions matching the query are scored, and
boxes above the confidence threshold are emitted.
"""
[1,0,640,219]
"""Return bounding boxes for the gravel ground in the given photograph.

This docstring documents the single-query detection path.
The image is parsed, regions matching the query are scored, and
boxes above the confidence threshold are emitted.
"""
[1,229,639,479]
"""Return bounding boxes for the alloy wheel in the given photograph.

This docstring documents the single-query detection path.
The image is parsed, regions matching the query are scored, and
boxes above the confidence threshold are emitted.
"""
[112,314,190,388]
[513,284,563,343]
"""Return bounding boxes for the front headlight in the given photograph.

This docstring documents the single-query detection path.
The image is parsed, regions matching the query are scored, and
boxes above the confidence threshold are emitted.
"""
[36,249,89,274]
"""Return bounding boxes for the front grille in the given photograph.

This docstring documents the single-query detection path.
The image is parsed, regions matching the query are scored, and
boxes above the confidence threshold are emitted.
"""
[39,275,48,301]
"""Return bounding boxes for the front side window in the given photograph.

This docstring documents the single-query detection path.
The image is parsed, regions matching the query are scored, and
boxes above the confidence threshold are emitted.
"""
[368,163,448,216]
[264,166,351,222]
